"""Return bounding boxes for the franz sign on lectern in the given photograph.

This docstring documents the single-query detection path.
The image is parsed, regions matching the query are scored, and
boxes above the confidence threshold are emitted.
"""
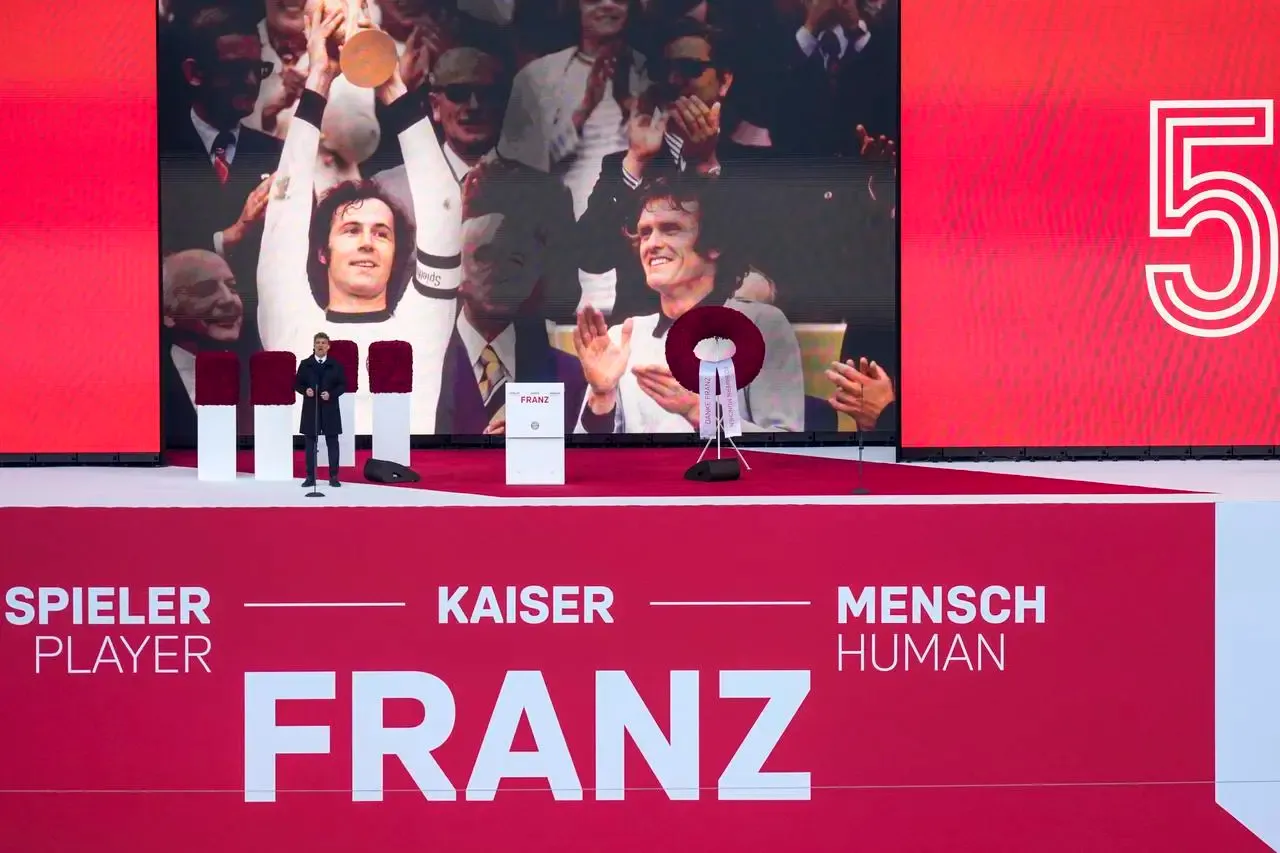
[319,0,398,88]
[505,383,565,486]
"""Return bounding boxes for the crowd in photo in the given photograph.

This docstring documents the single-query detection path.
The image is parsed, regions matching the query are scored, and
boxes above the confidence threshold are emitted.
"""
[158,0,899,443]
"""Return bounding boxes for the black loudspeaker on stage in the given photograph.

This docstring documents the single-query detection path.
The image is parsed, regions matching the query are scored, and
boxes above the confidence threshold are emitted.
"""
[684,458,741,482]
[363,458,422,484]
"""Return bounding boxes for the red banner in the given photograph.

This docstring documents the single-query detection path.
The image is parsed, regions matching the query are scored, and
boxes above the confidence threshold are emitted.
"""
[0,505,1268,852]
[0,2,158,453]
[901,0,1280,448]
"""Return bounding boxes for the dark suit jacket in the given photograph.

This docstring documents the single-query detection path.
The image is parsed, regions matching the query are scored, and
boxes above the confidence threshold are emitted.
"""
[159,109,283,354]
[295,356,348,436]
[435,321,588,435]
[162,349,198,448]
[160,112,283,253]
[770,24,899,158]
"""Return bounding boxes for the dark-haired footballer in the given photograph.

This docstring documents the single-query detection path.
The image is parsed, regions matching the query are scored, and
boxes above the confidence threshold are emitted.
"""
[256,7,460,433]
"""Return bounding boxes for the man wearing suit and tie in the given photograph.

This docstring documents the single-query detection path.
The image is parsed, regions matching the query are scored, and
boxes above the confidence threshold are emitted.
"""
[432,159,588,436]
[771,0,898,157]
[296,332,347,488]
[160,5,283,292]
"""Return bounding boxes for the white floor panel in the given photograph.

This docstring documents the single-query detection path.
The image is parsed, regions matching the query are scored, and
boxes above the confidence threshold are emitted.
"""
[2,448,1272,508]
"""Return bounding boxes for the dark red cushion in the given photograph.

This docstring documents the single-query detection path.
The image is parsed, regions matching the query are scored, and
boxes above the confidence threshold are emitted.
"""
[250,351,297,406]
[329,340,359,392]
[664,305,766,392]
[368,340,413,393]
[194,351,240,406]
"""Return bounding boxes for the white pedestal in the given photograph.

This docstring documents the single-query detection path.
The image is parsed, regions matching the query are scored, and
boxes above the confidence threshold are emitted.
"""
[253,405,294,481]
[338,394,355,467]
[196,405,237,482]
[372,392,411,466]
[505,383,565,486]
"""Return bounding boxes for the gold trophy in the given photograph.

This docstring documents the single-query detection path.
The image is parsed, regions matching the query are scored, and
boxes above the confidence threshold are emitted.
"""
[325,0,397,88]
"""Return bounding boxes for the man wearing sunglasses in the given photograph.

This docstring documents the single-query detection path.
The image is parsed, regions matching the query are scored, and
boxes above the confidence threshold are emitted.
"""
[576,17,750,320]
[376,46,510,195]
[162,6,283,266]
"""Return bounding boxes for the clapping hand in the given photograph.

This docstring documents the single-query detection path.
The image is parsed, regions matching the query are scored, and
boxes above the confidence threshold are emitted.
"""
[827,357,895,431]
[573,305,633,412]
[222,172,275,256]
[627,107,669,163]
[320,390,331,401]
[575,47,620,130]
[671,96,721,166]
[632,365,698,425]
[856,125,896,165]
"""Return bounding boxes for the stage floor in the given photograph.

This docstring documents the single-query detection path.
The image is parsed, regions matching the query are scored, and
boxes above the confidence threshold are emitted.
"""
[1,447,1278,508]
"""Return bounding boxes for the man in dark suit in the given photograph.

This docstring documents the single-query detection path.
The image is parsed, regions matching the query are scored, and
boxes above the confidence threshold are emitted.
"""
[433,159,588,436]
[160,4,285,332]
[770,0,898,157]
[296,332,347,488]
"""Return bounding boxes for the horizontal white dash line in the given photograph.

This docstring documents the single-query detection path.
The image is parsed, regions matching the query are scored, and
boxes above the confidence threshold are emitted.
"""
[648,600,812,607]
[242,602,406,609]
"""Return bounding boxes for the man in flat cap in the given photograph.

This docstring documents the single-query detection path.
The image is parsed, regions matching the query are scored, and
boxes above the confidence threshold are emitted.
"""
[375,46,510,202]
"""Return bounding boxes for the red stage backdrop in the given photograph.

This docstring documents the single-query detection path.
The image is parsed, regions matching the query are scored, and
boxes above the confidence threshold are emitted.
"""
[0,4,158,453]
[0,504,1271,852]
[900,0,1280,449]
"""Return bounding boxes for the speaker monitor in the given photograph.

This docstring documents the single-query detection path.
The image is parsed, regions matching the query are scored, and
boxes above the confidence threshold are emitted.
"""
[363,457,421,484]
[683,458,741,482]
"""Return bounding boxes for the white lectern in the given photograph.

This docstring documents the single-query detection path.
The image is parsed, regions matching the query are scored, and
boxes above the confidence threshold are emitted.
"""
[505,382,565,486]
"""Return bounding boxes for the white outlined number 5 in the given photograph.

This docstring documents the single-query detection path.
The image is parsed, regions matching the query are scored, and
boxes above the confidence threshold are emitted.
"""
[1147,100,1278,338]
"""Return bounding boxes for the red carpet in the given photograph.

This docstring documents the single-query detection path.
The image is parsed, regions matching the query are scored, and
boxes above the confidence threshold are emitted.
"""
[166,448,1182,497]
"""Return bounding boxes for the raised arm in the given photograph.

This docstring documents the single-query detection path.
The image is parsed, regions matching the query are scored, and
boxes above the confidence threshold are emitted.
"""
[256,7,343,350]
[376,70,461,431]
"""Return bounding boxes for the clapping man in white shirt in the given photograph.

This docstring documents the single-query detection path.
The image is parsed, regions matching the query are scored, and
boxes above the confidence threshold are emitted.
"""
[257,4,462,435]
[573,176,803,434]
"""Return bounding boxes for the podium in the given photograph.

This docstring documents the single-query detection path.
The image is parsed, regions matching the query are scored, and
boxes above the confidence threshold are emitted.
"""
[505,382,565,486]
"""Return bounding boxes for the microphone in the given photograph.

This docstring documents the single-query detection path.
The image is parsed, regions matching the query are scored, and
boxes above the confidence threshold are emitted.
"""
[305,359,325,498]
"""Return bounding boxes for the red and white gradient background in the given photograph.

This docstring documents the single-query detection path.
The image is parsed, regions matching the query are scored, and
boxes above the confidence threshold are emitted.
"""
[0,4,158,453]
[900,0,1280,449]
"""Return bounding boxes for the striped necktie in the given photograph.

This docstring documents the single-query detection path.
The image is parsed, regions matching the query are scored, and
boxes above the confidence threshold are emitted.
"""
[477,345,507,423]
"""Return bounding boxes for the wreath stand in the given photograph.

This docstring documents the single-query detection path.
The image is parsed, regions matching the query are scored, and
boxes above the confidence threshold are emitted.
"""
[692,393,751,473]
[665,311,766,484]
[684,338,749,482]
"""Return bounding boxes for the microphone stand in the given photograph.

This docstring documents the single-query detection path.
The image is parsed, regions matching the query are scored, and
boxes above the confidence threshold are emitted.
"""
[851,420,870,495]
[305,374,325,498]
